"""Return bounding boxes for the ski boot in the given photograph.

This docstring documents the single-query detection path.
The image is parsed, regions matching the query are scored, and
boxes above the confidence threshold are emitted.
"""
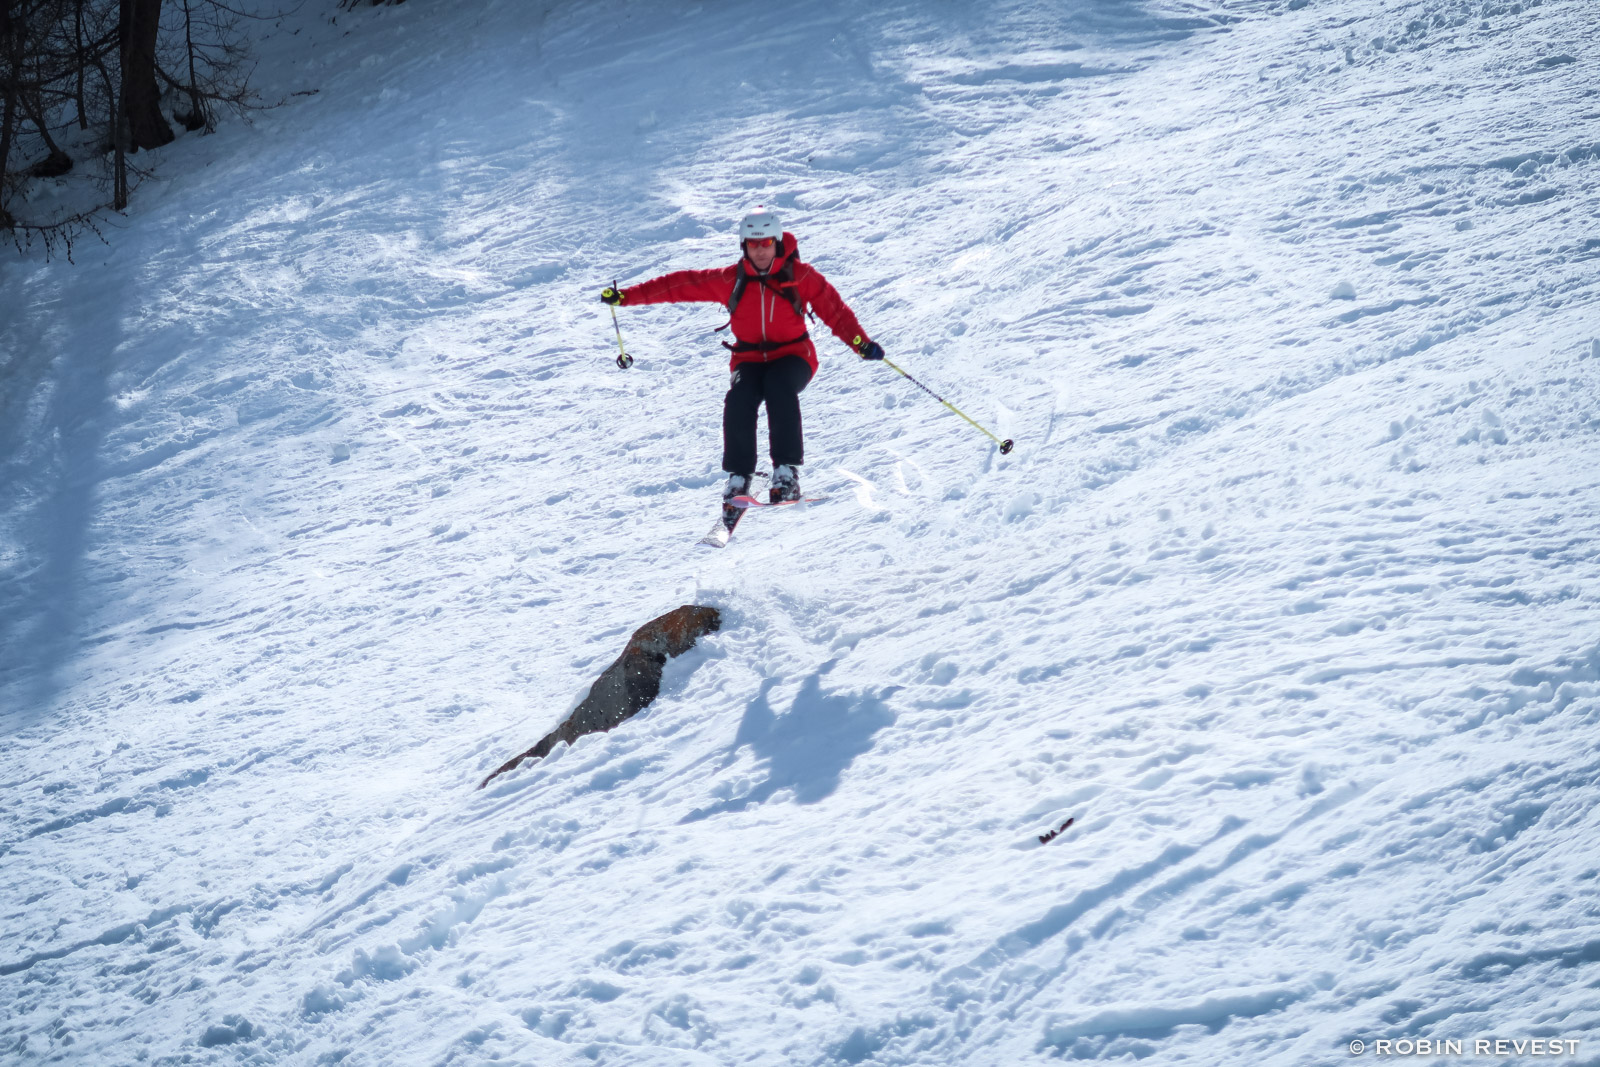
[724,472,753,503]
[721,472,754,533]
[770,464,800,504]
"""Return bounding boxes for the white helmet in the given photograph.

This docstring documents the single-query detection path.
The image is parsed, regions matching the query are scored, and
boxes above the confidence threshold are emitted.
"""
[740,206,781,241]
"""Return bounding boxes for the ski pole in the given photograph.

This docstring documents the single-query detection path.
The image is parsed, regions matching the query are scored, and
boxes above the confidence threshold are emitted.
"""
[882,356,1014,454]
[609,279,634,369]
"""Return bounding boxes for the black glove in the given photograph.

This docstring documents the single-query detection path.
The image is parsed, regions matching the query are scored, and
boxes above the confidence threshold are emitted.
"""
[858,339,885,361]
[600,287,624,306]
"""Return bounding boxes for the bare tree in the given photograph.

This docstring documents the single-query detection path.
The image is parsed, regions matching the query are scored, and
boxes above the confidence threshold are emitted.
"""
[1,0,76,223]
[1,0,111,253]
[2,0,297,255]
[174,0,203,128]
[156,0,261,134]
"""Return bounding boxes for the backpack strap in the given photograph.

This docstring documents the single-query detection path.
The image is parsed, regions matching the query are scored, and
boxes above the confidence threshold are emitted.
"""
[723,249,808,325]
[750,262,805,319]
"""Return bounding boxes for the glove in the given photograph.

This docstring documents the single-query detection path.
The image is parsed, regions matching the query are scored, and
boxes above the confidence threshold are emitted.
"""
[600,287,624,306]
[857,339,885,361]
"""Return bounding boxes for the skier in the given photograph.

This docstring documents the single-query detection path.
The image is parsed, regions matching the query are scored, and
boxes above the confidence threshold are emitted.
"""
[600,206,885,505]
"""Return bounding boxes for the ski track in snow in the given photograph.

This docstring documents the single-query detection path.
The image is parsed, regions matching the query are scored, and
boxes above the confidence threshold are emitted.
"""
[3,0,1599,1063]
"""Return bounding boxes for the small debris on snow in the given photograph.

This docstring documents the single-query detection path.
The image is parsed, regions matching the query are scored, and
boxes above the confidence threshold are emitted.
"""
[1329,281,1357,300]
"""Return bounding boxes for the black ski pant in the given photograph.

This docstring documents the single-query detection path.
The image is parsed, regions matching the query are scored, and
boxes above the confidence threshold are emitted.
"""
[721,355,814,475]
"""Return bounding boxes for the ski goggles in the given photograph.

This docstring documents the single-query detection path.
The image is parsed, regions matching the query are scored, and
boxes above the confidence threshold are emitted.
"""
[743,237,776,249]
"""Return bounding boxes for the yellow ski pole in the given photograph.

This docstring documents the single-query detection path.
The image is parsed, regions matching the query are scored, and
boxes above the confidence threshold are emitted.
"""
[609,279,634,369]
[882,356,1014,454]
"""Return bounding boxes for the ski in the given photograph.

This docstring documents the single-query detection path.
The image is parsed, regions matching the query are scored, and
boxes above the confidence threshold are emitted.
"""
[696,496,827,548]
[697,504,747,549]
[727,494,828,509]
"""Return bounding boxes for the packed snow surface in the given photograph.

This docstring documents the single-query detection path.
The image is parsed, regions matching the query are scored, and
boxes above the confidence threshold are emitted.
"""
[3,0,1599,1063]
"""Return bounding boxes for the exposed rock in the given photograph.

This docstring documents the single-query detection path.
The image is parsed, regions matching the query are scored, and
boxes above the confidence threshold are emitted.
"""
[480,605,721,787]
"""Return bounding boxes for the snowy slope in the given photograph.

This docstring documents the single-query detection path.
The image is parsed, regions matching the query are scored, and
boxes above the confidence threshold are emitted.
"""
[4,0,1599,1063]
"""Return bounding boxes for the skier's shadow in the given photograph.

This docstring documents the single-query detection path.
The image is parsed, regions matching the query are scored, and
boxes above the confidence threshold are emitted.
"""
[681,672,895,823]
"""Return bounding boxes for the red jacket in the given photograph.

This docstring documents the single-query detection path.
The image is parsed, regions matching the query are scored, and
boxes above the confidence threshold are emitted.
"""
[621,232,868,374]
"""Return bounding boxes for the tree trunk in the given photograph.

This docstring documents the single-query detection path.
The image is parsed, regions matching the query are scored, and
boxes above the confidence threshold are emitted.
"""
[1,0,13,227]
[75,0,89,130]
[111,46,127,208]
[175,0,204,130]
[120,0,171,152]
[1,84,14,228]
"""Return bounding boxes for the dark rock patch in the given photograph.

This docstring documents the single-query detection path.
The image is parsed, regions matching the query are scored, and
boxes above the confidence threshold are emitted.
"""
[481,605,721,787]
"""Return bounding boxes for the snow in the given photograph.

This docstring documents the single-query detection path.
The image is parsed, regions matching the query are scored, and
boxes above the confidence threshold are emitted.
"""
[3,0,1599,1063]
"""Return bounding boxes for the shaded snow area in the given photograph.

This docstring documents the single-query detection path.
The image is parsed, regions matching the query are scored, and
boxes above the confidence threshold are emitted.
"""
[4,0,1600,1063]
